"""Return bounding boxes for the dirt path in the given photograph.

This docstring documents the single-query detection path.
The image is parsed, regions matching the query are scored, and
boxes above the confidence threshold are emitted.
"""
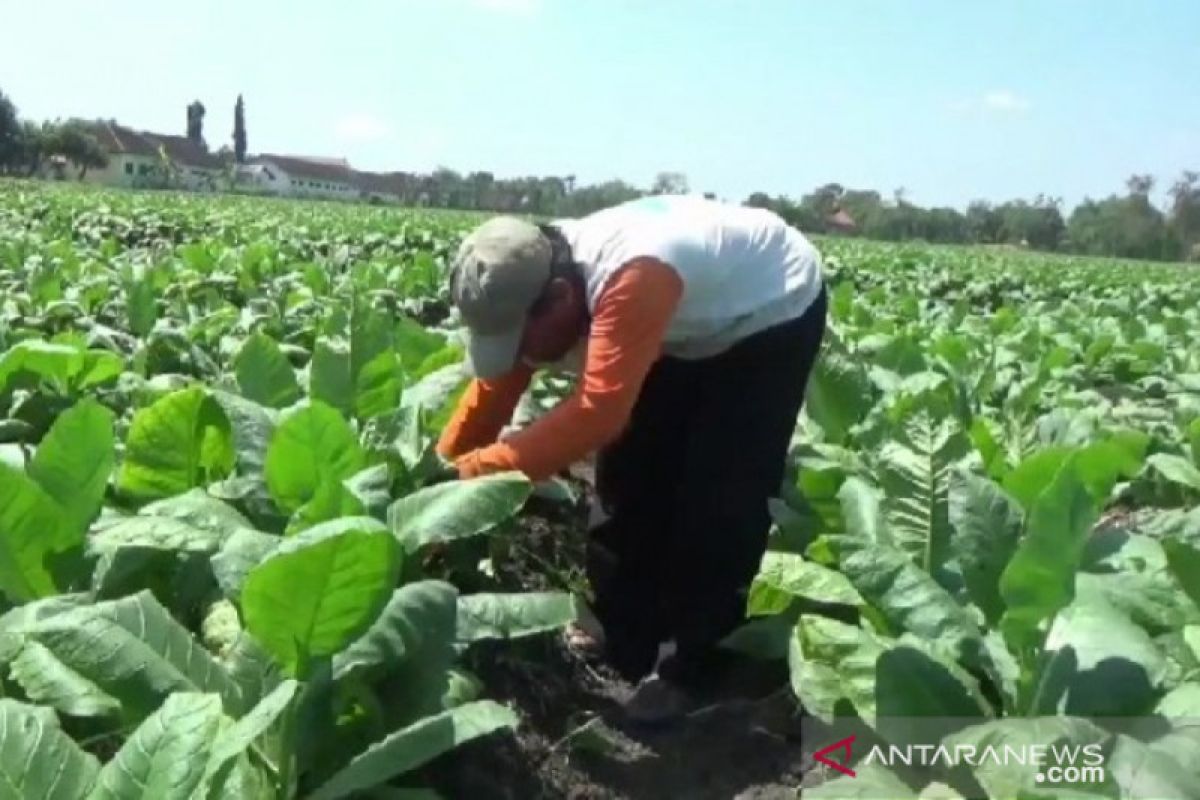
[420,493,813,800]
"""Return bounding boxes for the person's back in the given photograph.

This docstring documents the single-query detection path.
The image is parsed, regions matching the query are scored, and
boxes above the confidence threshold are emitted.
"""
[556,195,824,358]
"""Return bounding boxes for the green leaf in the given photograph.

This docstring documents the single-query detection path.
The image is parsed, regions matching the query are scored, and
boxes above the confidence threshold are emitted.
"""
[264,401,365,514]
[17,591,241,724]
[388,473,531,552]
[1106,734,1200,800]
[1000,457,1098,655]
[804,355,876,444]
[831,536,981,660]
[240,517,399,677]
[333,582,458,681]
[0,340,120,394]
[27,398,113,537]
[310,338,354,415]
[789,615,888,723]
[355,348,403,421]
[456,592,577,643]
[234,332,301,409]
[204,679,299,787]
[804,762,918,799]
[211,390,277,477]
[877,407,971,576]
[0,463,70,602]
[212,529,279,600]
[1163,537,1200,612]
[126,271,158,337]
[138,490,254,539]
[89,516,229,556]
[1189,418,1200,466]
[1003,448,1072,511]
[286,478,366,536]
[117,387,235,503]
[395,317,448,375]
[942,717,1109,800]
[90,692,224,800]
[948,472,1025,626]
[307,701,518,800]
[0,698,100,800]
[1149,453,1200,492]
[1034,595,1167,717]
[836,477,888,544]
[8,640,121,719]
[874,644,990,724]
[747,552,863,616]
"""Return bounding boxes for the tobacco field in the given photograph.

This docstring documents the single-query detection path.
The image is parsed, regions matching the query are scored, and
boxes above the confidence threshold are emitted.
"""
[0,180,1199,799]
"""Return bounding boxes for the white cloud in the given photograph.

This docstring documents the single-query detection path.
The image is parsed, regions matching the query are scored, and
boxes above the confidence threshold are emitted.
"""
[334,113,390,143]
[471,0,540,14]
[981,90,1031,114]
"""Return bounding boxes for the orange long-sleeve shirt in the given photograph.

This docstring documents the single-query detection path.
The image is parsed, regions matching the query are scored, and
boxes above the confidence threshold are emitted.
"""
[436,259,684,481]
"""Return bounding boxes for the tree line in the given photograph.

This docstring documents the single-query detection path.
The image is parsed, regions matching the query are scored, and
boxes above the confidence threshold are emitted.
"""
[746,177,1199,263]
[2,87,1196,262]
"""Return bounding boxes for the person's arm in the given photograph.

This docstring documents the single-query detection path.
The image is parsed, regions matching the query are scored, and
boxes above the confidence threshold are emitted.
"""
[453,258,683,482]
[436,364,534,459]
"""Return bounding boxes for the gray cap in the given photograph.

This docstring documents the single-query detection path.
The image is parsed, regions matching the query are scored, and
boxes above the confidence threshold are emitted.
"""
[449,217,552,379]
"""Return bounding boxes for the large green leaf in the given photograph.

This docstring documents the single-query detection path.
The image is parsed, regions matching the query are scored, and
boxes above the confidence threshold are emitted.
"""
[874,644,991,724]
[0,698,100,800]
[942,717,1109,800]
[8,640,121,719]
[456,592,578,643]
[355,348,403,421]
[0,340,122,394]
[804,354,876,444]
[1163,537,1200,612]
[334,581,458,725]
[211,529,280,600]
[1000,456,1098,656]
[1033,595,1167,717]
[264,401,365,514]
[27,397,113,536]
[836,477,889,544]
[789,615,888,723]
[877,407,970,575]
[234,332,301,409]
[747,552,863,616]
[137,490,254,538]
[388,473,531,552]
[90,692,224,800]
[307,701,518,800]
[16,591,241,723]
[831,536,981,660]
[948,472,1025,626]
[117,387,235,503]
[309,338,354,415]
[0,463,70,602]
[334,581,457,678]
[240,517,399,677]
[1148,453,1200,492]
[203,679,299,790]
[1105,734,1200,800]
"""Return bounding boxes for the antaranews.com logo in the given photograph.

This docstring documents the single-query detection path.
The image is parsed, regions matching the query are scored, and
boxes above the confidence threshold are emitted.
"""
[813,733,1107,785]
[799,716,1199,799]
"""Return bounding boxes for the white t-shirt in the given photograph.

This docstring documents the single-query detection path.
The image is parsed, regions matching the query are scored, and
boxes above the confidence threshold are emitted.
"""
[555,194,824,359]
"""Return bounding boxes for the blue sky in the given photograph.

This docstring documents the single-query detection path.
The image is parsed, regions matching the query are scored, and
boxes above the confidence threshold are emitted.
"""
[2,0,1197,209]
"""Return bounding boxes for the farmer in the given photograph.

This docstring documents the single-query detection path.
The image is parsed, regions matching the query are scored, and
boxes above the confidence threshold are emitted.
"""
[436,194,827,722]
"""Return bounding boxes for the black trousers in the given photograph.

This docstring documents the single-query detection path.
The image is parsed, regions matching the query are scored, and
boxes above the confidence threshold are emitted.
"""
[586,285,828,689]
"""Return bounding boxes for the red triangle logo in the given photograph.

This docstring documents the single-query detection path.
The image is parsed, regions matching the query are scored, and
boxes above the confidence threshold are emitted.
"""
[814,735,857,777]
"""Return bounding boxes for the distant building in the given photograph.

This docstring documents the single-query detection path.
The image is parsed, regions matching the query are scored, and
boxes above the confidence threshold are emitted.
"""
[248,154,357,199]
[76,121,224,190]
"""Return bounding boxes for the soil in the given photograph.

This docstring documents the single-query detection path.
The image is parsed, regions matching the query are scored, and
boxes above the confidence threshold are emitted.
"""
[420,476,815,800]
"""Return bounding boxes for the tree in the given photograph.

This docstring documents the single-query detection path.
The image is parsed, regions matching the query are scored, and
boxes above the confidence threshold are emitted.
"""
[41,120,109,179]
[965,201,1003,244]
[16,120,49,176]
[233,94,247,163]
[1169,171,1200,257]
[651,171,689,195]
[186,100,206,149]
[0,88,21,173]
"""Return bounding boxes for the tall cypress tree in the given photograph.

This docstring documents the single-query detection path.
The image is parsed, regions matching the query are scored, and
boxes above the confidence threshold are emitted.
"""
[233,95,247,164]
